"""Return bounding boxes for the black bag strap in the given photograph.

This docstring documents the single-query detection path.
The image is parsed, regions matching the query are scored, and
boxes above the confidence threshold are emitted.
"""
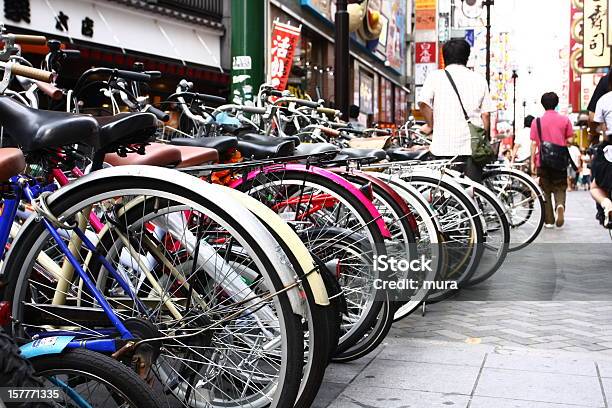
[444,70,470,122]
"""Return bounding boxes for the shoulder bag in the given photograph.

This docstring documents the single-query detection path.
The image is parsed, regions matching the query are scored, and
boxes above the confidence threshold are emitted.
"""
[445,70,495,164]
[535,118,573,171]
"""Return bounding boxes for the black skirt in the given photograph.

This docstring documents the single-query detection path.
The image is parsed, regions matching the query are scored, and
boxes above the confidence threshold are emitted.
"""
[592,142,612,190]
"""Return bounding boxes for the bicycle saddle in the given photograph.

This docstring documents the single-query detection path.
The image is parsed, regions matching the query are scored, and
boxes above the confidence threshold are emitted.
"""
[294,143,340,157]
[335,148,387,162]
[238,133,301,147]
[387,148,430,162]
[170,136,238,156]
[174,146,219,167]
[0,148,26,181]
[105,143,181,167]
[94,112,158,149]
[236,134,295,159]
[0,97,99,151]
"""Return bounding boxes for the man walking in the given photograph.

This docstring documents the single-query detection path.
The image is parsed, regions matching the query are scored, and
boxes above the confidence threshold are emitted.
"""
[530,92,574,228]
[417,39,496,182]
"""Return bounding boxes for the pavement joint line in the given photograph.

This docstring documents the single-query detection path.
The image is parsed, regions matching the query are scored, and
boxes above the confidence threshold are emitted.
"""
[596,362,609,408]
[466,352,488,408]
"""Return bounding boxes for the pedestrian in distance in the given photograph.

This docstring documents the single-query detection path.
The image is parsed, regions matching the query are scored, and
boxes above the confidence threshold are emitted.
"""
[417,38,496,182]
[530,92,574,229]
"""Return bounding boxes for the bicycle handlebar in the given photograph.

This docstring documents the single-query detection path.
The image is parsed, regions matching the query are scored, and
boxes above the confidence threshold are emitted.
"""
[12,64,54,82]
[12,34,47,45]
[143,104,169,122]
[115,69,151,82]
[36,81,62,100]
[273,97,321,108]
[317,107,341,117]
[242,105,267,115]
[168,91,225,105]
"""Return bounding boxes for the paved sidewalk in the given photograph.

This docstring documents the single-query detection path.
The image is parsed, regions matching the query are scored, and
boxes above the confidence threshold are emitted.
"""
[315,191,612,407]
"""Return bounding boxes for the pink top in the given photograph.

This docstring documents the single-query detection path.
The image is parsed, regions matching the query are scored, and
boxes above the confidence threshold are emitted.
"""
[530,110,574,167]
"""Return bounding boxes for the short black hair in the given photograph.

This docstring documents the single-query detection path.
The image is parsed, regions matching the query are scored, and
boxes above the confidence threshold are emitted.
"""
[349,104,360,119]
[524,115,535,128]
[442,39,471,66]
[541,92,559,110]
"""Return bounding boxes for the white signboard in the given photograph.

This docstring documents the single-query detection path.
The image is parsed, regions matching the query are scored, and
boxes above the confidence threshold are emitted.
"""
[415,63,437,86]
[0,0,222,68]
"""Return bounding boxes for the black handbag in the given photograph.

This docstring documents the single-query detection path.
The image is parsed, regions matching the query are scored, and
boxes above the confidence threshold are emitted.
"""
[535,118,571,171]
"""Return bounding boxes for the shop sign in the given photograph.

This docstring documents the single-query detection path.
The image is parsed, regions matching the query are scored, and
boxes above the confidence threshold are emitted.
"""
[269,21,301,91]
[416,0,437,11]
[584,0,611,68]
[300,0,334,22]
[415,9,436,30]
[416,42,436,64]
[0,0,222,67]
[232,56,252,71]
[581,72,606,110]
[415,63,437,85]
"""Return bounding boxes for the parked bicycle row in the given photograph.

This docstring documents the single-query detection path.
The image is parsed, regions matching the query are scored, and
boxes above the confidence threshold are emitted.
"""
[0,33,545,407]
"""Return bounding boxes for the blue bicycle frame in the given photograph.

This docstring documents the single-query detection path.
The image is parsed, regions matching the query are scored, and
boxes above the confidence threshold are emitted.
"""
[1,175,151,353]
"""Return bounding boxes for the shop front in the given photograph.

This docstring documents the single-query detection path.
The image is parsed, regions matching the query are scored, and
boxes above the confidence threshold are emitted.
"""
[269,0,412,127]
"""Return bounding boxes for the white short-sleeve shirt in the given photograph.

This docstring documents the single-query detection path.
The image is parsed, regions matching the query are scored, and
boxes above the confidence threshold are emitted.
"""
[417,64,496,156]
[594,91,612,135]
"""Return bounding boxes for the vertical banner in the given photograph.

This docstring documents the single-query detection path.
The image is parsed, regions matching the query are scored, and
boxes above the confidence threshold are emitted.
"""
[584,0,611,68]
[269,21,301,91]
[569,2,583,112]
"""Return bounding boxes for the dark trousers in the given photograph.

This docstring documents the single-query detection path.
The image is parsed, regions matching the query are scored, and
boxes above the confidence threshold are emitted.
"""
[538,167,567,225]
[432,155,484,183]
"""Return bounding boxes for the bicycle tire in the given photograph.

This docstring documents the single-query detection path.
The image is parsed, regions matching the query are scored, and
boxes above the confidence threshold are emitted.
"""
[31,348,164,408]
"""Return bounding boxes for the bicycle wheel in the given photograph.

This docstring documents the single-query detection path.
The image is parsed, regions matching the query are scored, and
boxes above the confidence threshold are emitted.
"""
[457,179,511,286]
[373,174,442,322]
[483,167,545,251]
[3,166,303,408]
[232,167,388,354]
[31,348,164,408]
[402,171,484,303]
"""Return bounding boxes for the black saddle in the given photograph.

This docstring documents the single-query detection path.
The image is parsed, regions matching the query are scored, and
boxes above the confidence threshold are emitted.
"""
[336,148,387,162]
[236,134,295,159]
[387,148,430,162]
[0,97,99,151]
[170,136,238,156]
[238,133,301,147]
[93,113,158,149]
[295,143,340,157]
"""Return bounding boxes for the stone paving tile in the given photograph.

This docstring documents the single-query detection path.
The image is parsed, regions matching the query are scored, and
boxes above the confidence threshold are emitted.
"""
[474,368,604,406]
[313,382,347,408]
[378,342,487,367]
[351,358,481,395]
[469,396,602,408]
[484,352,597,376]
[328,386,470,408]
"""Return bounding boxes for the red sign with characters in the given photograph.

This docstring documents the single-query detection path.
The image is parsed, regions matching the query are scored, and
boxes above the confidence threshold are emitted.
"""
[270,22,301,91]
[416,42,436,64]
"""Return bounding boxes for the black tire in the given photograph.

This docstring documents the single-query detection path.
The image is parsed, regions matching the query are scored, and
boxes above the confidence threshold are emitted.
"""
[0,327,53,408]
[462,182,511,286]
[483,168,545,251]
[31,348,164,408]
[407,175,484,303]
[235,169,388,353]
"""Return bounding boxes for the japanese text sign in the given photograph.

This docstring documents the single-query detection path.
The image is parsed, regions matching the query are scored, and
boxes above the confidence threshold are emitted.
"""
[416,42,437,64]
[269,21,301,91]
[584,0,611,68]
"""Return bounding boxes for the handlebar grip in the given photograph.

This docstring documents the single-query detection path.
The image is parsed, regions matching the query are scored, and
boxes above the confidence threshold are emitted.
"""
[242,106,267,115]
[12,64,54,82]
[320,127,340,137]
[36,81,62,100]
[114,69,151,82]
[195,93,226,105]
[295,99,320,109]
[317,107,340,116]
[13,34,47,45]
[143,105,170,122]
[268,89,284,97]
[145,70,162,79]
